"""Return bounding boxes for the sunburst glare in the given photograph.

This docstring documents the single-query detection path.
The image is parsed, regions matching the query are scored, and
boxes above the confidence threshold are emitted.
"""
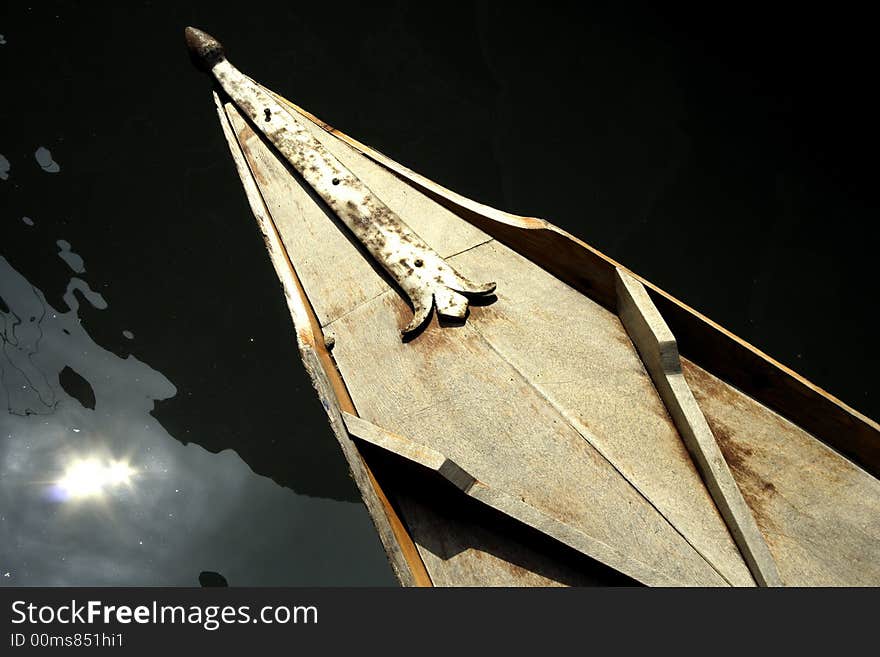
[55,458,136,500]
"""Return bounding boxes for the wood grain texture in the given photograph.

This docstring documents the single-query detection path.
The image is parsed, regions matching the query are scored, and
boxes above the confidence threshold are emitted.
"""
[343,412,684,585]
[616,268,781,586]
[212,60,493,335]
[273,91,880,477]
[683,359,880,585]
[343,412,476,490]
[270,88,491,262]
[447,242,753,586]
[238,90,489,329]
[359,443,636,587]
[328,290,729,586]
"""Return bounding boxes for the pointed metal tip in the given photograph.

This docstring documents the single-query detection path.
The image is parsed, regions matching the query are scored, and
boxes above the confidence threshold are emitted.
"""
[400,296,434,338]
[184,26,225,71]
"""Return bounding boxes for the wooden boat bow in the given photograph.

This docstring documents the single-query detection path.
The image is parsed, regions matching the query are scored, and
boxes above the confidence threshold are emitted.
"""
[186,27,495,336]
[187,28,880,587]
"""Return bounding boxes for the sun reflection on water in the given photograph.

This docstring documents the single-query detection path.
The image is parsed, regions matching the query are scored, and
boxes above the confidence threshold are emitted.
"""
[53,458,136,501]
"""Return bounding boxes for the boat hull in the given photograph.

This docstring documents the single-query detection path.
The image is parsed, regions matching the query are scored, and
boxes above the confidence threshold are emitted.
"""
[210,82,880,587]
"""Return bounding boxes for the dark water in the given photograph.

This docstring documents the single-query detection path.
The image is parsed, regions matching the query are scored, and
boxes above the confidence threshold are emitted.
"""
[1,3,877,585]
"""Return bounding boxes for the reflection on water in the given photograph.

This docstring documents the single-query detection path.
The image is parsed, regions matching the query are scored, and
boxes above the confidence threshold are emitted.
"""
[53,457,135,501]
[56,240,84,274]
[1,6,396,585]
[34,147,61,174]
[0,254,394,585]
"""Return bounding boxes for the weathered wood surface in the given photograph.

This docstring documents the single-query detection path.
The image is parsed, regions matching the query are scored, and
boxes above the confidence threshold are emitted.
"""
[235,91,489,329]
[445,242,753,585]
[616,268,780,586]
[211,56,494,334]
[360,443,634,587]
[273,91,880,479]
[344,412,685,585]
[220,84,880,586]
[683,360,880,586]
[229,93,734,585]
[328,292,729,586]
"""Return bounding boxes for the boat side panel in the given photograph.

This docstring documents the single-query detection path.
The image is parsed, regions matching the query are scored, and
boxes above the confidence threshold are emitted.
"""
[683,358,880,585]
[653,290,880,476]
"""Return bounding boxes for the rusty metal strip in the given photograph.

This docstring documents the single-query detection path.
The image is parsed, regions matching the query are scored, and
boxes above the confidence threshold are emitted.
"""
[214,91,432,586]
[188,27,494,336]
[615,268,783,587]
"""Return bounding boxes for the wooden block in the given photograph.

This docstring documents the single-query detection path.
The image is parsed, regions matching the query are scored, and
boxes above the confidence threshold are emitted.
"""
[616,267,782,586]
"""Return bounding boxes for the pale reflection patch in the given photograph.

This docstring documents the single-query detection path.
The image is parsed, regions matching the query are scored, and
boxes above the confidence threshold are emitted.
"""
[0,255,393,585]
[53,458,135,501]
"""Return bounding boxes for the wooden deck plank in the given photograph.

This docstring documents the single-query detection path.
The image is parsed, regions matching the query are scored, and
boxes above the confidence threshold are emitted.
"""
[360,444,636,586]
[343,412,686,585]
[226,97,654,586]
[327,291,728,586]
